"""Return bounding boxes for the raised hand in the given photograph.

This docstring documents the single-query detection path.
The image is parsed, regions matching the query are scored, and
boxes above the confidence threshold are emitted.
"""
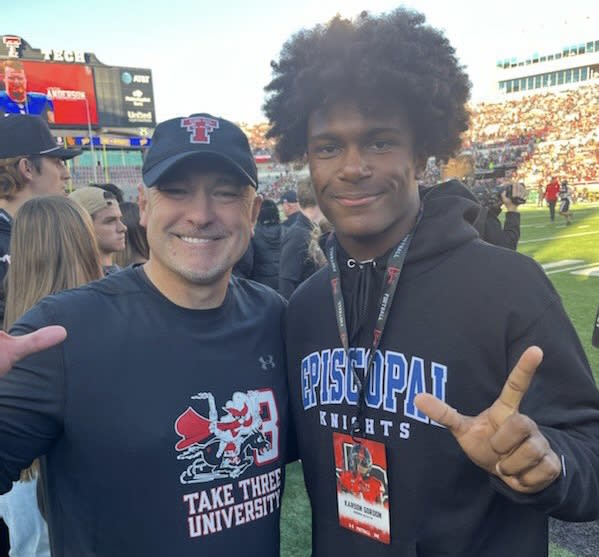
[0,326,67,377]
[415,346,561,493]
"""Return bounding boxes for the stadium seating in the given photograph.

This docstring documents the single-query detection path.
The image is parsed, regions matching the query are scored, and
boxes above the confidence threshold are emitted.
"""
[466,83,599,187]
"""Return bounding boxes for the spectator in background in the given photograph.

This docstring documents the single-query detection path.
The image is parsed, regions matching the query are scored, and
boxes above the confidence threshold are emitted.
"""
[250,199,285,291]
[113,201,149,267]
[280,189,300,228]
[278,178,324,299]
[0,115,81,324]
[471,182,525,250]
[1,196,101,557]
[559,180,573,226]
[89,183,124,204]
[544,176,560,222]
[69,186,127,275]
[536,183,544,207]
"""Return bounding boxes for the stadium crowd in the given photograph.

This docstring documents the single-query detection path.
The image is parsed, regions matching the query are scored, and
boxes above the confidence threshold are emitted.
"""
[466,83,599,186]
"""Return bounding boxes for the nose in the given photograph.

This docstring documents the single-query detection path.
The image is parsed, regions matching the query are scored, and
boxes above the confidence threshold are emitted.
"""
[338,145,372,183]
[118,220,127,233]
[187,188,216,227]
[60,161,71,182]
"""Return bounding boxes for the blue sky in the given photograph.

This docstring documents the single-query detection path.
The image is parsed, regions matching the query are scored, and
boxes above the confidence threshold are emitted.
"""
[3,0,595,123]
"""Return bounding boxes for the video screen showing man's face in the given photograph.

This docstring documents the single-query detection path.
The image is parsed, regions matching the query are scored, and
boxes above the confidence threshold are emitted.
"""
[5,66,27,103]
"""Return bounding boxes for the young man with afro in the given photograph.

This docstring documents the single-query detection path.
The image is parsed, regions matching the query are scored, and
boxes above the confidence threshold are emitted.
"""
[264,8,599,556]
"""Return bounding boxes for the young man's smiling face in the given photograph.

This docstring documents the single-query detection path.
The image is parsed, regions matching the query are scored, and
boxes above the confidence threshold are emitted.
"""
[307,100,422,260]
[140,161,260,294]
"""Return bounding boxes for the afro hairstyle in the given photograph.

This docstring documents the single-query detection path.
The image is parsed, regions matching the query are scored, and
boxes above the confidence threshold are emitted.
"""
[263,8,471,163]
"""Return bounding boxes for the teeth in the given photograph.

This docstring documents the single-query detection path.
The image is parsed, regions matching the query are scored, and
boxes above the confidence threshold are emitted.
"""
[179,236,213,244]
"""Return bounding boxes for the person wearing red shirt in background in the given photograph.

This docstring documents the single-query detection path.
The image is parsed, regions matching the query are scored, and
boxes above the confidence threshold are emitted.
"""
[544,176,560,222]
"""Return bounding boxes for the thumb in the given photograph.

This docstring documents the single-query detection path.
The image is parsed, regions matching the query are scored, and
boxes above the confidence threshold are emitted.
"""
[415,393,469,437]
[10,326,67,363]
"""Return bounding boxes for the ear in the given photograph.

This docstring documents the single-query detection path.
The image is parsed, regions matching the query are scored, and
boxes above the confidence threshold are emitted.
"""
[415,154,428,175]
[138,184,149,228]
[17,158,35,181]
[250,193,262,230]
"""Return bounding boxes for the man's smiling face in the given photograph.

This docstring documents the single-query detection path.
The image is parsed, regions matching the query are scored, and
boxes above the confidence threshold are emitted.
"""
[140,162,260,292]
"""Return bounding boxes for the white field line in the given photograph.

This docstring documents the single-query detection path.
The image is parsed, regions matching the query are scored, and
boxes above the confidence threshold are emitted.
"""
[541,260,584,270]
[520,231,599,244]
[546,262,599,275]
[571,266,599,277]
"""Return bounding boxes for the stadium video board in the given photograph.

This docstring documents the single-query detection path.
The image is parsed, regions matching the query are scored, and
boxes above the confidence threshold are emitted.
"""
[0,59,98,125]
[94,66,155,127]
[0,35,155,129]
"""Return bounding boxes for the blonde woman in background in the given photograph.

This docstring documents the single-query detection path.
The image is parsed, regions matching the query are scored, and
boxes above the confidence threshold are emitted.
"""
[0,196,102,557]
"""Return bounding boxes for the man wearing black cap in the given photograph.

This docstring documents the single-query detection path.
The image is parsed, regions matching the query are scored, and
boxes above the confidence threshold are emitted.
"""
[0,113,290,556]
[279,189,300,228]
[0,114,80,321]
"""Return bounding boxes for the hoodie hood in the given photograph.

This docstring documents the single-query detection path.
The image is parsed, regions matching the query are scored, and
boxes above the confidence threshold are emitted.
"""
[406,179,481,266]
[254,223,283,247]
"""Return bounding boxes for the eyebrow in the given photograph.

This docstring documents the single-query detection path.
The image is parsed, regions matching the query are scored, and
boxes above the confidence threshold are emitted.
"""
[309,127,404,141]
[213,176,244,187]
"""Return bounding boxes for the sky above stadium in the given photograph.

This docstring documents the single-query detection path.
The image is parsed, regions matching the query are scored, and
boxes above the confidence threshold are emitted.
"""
[3,0,596,124]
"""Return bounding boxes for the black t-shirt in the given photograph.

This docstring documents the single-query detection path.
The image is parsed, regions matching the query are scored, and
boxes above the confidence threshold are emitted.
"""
[0,266,290,557]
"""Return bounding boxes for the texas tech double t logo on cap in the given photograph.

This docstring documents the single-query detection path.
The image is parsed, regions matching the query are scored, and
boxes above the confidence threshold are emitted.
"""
[142,112,258,188]
[181,116,219,144]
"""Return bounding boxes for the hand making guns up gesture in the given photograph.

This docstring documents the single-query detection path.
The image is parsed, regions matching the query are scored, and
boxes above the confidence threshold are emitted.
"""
[415,346,562,494]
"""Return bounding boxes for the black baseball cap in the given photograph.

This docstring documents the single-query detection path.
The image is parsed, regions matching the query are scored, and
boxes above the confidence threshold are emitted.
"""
[0,114,81,160]
[280,190,298,203]
[142,113,257,188]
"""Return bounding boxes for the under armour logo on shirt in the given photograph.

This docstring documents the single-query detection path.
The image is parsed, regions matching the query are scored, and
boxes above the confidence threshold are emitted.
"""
[259,355,276,370]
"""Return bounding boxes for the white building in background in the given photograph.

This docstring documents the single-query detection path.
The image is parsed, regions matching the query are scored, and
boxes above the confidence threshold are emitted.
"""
[494,38,599,97]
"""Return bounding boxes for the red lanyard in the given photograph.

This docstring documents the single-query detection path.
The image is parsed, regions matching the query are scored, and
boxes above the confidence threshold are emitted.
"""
[325,206,422,439]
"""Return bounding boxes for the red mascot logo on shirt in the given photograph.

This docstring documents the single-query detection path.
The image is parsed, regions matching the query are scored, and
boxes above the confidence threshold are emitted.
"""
[174,390,279,484]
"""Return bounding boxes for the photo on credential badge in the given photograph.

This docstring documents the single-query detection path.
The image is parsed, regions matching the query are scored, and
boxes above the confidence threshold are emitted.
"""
[334,432,390,544]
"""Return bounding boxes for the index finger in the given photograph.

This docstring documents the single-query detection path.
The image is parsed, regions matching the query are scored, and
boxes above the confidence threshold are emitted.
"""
[497,346,543,412]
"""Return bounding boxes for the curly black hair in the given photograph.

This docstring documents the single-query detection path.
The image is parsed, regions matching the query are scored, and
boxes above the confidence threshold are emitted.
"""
[263,8,471,163]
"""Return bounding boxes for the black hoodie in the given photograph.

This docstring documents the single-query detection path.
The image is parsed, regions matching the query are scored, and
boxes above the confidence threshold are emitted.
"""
[251,223,284,291]
[286,180,599,557]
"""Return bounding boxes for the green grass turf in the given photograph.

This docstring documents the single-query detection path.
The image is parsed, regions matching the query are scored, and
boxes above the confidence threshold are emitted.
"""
[281,202,599,557]
[549,545,577,557]
[517,202,599,382]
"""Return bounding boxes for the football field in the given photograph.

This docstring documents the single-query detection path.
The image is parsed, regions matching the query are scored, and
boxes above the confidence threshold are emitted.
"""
[281,202,599,557]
